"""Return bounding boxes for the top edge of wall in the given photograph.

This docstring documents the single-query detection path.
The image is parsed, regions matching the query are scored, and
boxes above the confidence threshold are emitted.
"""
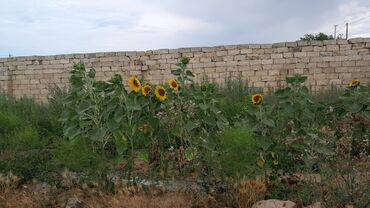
[1,37,370,61]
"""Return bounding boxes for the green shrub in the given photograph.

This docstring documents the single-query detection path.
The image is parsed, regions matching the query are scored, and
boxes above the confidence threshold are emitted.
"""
[53,138,108,175]
[0,93,62,182]
[0,111,22,135]
[217,125,260,177]
[4,149,56,182]
[217,77,254,123]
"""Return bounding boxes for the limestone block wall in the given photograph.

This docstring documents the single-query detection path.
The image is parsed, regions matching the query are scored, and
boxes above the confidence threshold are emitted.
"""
[0,38,370,103]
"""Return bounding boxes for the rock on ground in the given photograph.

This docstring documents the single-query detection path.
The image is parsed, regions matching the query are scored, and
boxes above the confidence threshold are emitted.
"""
[252,199,297,208]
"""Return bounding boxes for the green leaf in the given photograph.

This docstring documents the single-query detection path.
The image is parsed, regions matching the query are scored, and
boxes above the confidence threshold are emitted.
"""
[290,140,307,151]
[300,86,309,95]
[256,137,273,151]
[185,70,195,77]
[114,132,127,154]
[198,103,208,111]
[350,103,363,113]
[127,104,142,111]
[88,68,96,78]
[137,151,149,162]
[185,121,199,132]
[114,107,124,123]
[262,119,275,127]
[77,100,92,114]
[210,106,221,114]
[362,110,370,121]
[64,125,80,139]
[90,127,107,142]
[275,88,291,97]
[171,68,181,76]
[302,108,315,121]
[286,75,307,84]
[107,119,120,132]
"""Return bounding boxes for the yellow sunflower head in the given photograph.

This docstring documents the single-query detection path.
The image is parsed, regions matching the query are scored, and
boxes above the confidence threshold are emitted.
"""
[169,78,180,91]
[251,93,263,105]
[348,79,360,88]
[155,86,167,101]
[128,76,142,92]
[142,84,152,96]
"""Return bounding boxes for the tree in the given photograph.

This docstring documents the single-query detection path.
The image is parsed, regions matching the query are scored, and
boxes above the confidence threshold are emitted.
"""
[300,32,334,41]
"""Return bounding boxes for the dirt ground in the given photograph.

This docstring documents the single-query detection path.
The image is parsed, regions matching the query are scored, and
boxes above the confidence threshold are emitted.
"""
[0,186,212,208]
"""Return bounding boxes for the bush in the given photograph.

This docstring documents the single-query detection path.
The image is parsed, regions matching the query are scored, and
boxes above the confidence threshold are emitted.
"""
[53,138,108,175]
[0,93,62,182]
[300,32,334,41]
[217,125,260,177]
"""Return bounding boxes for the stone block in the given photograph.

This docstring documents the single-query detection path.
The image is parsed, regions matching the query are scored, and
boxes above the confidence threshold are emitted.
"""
[260,44,273,49]
[272,42,286,48]
[337,39,348,44]
[248,44,261,49]
[326,45,340,51]
[216,51,227,56]
[240,49,252,54]
[283,53,293,58]
[356,60,369,66]
[271,54,283,59]
[228,50,240,55]
[302,46,314,52]
[286,42,298,47]
[297,41,310,46]
[323,40,336,45]
[234,55,246,60]
[294,52,307,57]
[262,59,273,65]
[277,47,289,53]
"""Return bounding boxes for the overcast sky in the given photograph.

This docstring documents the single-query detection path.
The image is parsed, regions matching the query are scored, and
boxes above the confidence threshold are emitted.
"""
[1,0,370,57]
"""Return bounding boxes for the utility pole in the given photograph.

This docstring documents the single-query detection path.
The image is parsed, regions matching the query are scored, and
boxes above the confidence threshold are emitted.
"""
[345,23,349,39]
[334,25,338,39]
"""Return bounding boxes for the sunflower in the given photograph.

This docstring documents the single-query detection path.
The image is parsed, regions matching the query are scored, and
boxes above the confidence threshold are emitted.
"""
[348,79,360,88]
[169,78,179,91]
[128,76,141,92]
[142,84,152,96]
[155,86,167,101]
[251,93,263,105]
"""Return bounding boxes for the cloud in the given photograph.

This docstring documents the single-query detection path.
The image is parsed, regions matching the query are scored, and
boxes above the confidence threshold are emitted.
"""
[0,0,369,57]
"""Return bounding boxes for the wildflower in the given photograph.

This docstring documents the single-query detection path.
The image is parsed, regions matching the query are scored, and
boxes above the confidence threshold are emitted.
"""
[348,79,360,88]
[141,84,152,96]
[128,76,141,92]
[251,93,263,105]
[155,86,167,101]
[169,78,180,91]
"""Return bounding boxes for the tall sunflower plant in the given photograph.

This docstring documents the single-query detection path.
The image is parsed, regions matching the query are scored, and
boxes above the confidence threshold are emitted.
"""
[338,80,370,156]
[163,58,229,173]
[61,59,229,177]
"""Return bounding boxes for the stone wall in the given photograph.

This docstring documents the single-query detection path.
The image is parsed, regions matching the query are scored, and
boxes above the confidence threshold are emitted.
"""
[1,38,370,103]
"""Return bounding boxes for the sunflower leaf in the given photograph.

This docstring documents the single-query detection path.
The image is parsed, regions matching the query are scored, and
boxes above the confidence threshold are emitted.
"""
[185,70,195,77]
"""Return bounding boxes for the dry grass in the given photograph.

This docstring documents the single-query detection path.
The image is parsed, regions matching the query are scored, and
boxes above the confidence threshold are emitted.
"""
[82,192,203,208]
[0,188,46,208]
[226,177,267,208]
[0,186,210,208]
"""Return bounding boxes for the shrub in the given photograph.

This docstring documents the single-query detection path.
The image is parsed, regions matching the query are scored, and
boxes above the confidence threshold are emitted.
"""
[217,125,260,177]
[53,139,108,175]
[0,93,62,182]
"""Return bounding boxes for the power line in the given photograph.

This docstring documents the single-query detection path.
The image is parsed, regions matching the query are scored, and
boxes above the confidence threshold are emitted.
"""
[349,14,370,25]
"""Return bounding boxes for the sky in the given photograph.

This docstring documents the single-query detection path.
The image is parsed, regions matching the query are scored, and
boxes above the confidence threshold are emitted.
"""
[0,0,370,57]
